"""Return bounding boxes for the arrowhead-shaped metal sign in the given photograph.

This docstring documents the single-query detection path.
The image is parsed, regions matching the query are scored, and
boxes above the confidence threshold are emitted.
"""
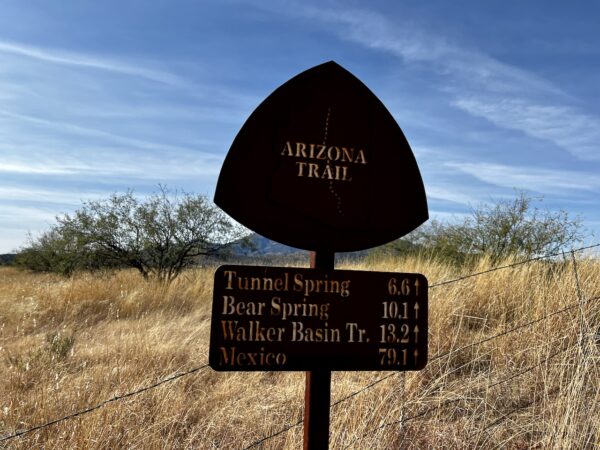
[215,61,428,252]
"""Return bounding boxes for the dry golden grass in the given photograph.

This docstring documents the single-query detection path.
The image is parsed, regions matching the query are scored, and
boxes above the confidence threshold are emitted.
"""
[1,253,599,449]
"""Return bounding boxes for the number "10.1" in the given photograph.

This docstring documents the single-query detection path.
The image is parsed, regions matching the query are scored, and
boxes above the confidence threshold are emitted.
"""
[381,300,408,320]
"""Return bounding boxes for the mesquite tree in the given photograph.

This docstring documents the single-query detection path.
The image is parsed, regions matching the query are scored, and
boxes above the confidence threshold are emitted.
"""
[377,191,584,265]
[17,187,247,282]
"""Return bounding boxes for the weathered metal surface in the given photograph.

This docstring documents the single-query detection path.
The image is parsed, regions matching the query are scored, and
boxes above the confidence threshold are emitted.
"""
[209,264,428,371]
[214,61,428,252]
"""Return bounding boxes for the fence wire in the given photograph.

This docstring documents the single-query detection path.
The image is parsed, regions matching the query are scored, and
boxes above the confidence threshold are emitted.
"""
[429,242,599,288]
[0,364,209,442]
[342,340,578,449]
[243,242,600,449]
[2,242,599,445]
[243,294,598,449]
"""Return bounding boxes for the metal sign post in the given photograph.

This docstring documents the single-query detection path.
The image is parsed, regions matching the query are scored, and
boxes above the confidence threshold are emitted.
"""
[304,251,334,450]
[210,61,430,450]
[304,369,331,450]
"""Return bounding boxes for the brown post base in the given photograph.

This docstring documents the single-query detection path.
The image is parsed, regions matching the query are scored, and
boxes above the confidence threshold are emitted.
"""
[303,370,331,450]
[304,251,334,450]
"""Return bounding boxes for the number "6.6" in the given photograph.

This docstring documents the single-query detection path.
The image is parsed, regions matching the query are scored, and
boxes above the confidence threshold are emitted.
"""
[388,277,411,296]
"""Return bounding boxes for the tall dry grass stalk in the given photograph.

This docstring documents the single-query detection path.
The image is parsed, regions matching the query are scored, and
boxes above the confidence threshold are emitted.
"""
[1,253,598,449]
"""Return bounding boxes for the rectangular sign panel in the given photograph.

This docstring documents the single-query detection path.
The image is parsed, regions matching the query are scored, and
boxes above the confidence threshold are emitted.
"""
[209,265,428,371]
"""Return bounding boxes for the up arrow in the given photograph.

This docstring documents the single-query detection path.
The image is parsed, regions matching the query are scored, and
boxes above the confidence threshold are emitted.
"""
[414,302,420,319]
[413,325,419,343]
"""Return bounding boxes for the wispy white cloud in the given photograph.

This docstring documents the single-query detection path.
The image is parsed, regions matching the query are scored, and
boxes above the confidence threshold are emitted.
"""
[0,230,35,253]
[0,39,184,86]
[0,204,80,252]
[0,37,258,114]
[0,161,77,175]
[292,3,562,95]
[277,2,599,162]
[0,148,222,180]
[428,209,470,223]
[0,109,197,154]
[0,204,58,224]
[0,109,223,179]
[0,186,106,205]
[446,162,600,194]
[425,185,479,206]
[452,99,600,161]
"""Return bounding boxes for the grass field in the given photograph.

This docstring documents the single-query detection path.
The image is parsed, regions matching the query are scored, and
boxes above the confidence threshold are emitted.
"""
[1,253,599,449]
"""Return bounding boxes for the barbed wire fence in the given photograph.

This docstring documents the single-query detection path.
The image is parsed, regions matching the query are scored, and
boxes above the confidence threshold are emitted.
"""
[342,338,578,449]
[1,243,599,446]
[244,294,599,449]
[244,243,600,449]
[0,364,210,443]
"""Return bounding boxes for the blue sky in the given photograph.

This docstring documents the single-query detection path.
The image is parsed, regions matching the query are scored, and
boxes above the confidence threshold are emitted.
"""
[1,0,599,253]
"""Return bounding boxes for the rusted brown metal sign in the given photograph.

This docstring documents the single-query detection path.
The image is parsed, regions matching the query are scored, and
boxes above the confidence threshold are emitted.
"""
[209,265,428,371]
[214,61,428,252]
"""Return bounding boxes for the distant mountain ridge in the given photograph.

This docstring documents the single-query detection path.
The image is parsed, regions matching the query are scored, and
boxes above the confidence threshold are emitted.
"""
[230,234,367,260]
[232,233,306,256]
[0,235,360,267]
[0,254,16,265]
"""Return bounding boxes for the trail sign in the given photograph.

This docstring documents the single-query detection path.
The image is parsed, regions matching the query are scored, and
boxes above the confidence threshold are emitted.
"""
[215,61,428,252]
[212,61,429,449]
[209,265,428,371]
